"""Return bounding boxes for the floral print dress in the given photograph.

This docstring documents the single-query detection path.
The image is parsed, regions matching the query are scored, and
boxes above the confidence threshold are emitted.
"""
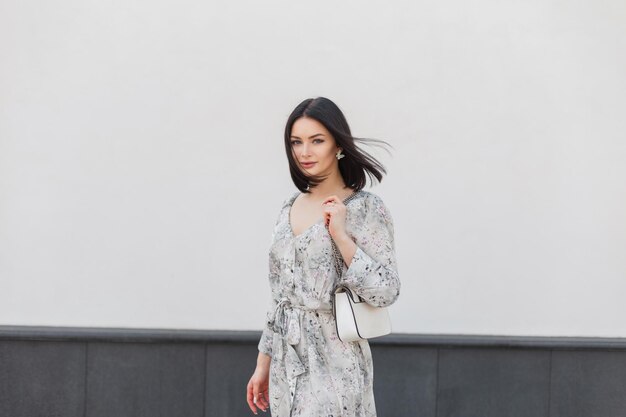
[257,190,401,417]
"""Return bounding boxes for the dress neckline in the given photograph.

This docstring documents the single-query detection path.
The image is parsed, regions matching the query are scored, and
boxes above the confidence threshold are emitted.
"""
[287,190,361,239]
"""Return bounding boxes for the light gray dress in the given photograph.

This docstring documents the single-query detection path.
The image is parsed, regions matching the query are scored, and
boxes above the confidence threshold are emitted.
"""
[258,190,401,417]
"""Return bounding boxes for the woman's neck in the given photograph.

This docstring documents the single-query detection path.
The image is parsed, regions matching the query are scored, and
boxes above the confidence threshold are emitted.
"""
[305,178,354,201]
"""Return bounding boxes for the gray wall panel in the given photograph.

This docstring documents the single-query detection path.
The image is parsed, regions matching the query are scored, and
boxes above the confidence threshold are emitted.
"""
[0,340,85,417]
[205,343,260,417]
[86,342,205,417]
[550,350,626,417]
[86,342,162,417]
[372,345,438,417]
[156,343,206,417]
[436,348,551,417]
[2,328,626,417]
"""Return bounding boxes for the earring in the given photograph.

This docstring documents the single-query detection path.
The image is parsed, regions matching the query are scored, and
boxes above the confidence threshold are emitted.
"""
[336,150,345,160]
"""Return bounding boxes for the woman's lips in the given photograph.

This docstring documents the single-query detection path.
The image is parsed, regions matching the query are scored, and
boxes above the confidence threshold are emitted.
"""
[301,162,316,168]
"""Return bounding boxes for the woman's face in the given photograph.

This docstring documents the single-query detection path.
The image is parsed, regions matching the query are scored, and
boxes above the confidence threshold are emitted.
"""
[290,117,341,177]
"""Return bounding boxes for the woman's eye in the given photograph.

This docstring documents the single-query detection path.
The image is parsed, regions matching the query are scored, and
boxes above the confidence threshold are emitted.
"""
[290,139,323,145]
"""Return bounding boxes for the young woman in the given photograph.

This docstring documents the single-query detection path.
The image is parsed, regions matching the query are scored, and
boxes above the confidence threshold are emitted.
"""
[246,97,401,416]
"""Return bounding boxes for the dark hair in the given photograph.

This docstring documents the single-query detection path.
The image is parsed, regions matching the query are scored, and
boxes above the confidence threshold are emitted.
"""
[284,97,393,193]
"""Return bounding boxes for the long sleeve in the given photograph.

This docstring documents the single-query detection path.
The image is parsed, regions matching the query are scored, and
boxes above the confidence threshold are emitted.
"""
[257,197,290,357]
[258,237,281,357]
[339,194,401,307]
[258,295,277,357]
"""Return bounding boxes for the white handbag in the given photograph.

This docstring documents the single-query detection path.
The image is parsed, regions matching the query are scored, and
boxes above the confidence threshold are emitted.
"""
[326,192,392,343]
[332,285,392,342]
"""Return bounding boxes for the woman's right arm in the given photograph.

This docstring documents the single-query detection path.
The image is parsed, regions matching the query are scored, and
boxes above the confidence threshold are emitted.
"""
[248,260,277,414]
[247,352,271,414]
[247,198,287,414]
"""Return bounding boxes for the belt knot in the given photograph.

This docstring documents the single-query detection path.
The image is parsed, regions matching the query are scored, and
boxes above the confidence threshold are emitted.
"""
[268,297,332,345]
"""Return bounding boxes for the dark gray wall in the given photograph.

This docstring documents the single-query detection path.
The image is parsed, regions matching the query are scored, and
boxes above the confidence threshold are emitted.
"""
[1,326,626,417]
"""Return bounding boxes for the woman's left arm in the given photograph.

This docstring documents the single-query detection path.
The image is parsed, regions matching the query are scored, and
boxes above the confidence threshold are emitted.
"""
[334,194,401,307]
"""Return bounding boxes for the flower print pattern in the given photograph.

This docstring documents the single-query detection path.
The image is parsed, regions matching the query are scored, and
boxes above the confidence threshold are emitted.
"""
[257,190,401,417]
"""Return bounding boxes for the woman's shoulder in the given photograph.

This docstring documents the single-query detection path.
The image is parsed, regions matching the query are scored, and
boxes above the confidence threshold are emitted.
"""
[355,189,377,200]
[277,191,300,210]
[352,190,393,221]
[353,189,387,208]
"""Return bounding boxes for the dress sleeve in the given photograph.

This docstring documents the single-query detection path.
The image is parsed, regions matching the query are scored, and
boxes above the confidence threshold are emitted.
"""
[257,245,279,357]
[339,194,401,307]
[257,295,277,357]
[257,196,291,357]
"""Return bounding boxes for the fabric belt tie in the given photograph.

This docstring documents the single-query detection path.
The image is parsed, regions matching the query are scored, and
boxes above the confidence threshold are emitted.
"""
[267,297,333,410]
[269,297,332,344]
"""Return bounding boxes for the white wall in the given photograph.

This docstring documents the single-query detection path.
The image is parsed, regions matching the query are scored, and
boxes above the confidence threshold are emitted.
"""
[1,0,625,337]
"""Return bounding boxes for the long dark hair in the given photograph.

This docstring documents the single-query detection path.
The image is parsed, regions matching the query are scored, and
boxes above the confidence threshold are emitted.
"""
[284,97,393,193]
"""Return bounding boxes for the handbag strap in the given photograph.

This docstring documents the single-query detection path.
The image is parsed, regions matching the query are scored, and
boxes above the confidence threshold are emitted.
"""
[324,191,361,279]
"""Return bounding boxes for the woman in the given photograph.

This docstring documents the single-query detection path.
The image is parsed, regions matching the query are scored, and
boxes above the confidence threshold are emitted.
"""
[246,97,401,416]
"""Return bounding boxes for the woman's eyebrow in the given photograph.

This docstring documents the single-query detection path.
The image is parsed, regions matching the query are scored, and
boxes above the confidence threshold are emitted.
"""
[290,133,326,139]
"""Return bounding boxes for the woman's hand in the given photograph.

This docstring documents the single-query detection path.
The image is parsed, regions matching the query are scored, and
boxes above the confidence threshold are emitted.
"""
[322,195,350,241]
[246,354,270,414]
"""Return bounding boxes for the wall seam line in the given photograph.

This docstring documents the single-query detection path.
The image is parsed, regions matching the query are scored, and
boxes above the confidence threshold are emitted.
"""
[202,343,208,417]
[83,342,89,417]
[547,349,553,417]
[434,348,440,417]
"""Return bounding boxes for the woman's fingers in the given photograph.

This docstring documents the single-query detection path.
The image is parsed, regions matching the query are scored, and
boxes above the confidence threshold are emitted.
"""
[256,391,268,411]
[322,196,342,224]
[258,389,269,410]
[246,380,259,414]
[322,196,348,234]
[322,195,341,206]
[252,383,267,413]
